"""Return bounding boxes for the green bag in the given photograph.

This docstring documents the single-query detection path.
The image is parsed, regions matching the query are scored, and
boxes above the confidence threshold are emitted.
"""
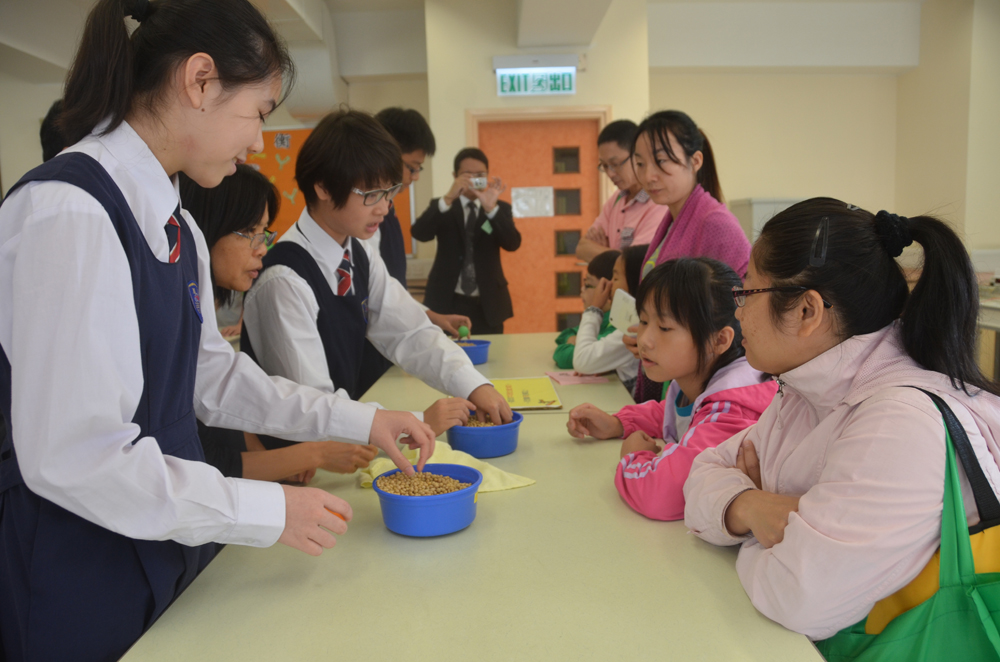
[816,389,1000,661]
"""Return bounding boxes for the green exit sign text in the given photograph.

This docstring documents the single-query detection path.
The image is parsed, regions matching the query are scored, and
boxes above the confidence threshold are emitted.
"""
[496,67,576,97]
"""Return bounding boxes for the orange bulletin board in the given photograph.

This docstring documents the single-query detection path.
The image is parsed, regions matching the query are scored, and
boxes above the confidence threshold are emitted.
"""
[256,127,413,254]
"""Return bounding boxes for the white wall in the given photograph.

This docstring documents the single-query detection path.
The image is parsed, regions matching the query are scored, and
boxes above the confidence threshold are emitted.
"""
[964,0,1000,249]
[335,10,428,77]
[0,73,62,195]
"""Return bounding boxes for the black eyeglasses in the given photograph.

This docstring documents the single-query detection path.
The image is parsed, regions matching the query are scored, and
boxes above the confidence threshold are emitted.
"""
[232,229,276,250]
[597,156,632,174]
[352,184,404,206]
[403,163,424,175]
[731,285,832,308]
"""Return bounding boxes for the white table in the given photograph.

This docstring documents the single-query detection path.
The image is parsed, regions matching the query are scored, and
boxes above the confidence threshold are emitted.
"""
[363,332,637,414]
[122,335,821,661]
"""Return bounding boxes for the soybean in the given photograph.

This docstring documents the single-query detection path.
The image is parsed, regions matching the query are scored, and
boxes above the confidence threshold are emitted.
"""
[376,472,471,496]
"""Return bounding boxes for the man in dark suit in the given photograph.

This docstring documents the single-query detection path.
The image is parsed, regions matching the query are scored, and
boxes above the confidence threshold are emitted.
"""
[412,147,521,334]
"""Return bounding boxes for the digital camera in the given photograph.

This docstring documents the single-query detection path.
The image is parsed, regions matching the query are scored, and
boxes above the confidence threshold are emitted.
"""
[470,177,489,190]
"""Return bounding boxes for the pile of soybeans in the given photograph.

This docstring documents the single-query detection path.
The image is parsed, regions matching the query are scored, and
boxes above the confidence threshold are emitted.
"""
[376,472,472,496]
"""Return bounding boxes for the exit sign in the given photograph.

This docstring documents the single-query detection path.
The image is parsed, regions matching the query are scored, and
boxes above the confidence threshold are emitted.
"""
[497,67,576,96]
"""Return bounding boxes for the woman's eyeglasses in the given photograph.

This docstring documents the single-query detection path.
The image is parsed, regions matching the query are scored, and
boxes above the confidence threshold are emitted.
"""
[232,229,276,250]
[352,184,404,206]
[731,285,832,308]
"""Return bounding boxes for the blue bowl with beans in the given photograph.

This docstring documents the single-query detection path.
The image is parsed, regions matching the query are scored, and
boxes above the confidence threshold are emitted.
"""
[447,411,523,459]
[456,339,490,365]
[372,463,483,537]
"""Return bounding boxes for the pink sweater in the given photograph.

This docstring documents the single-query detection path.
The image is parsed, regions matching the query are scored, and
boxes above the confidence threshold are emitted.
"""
[643,184,751,277]
[684,322,1000,640]
[614,358,777,521]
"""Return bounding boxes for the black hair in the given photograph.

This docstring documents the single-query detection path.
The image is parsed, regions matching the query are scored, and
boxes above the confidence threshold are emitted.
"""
[621,244,648,296]
[754,197,999,396]
[297,108,403,209]
[59,0,295,147]
[375,107,436,156]
[41,99,66,162]
[635,257,745,389]
[179,164,279,306]
[598,119,638,152]
[453,147,489,174]
[587,249,620,281]
[632,110,722,204]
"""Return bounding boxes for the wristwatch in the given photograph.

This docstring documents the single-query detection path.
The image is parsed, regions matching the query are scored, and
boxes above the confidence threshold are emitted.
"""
[585,306,604,317]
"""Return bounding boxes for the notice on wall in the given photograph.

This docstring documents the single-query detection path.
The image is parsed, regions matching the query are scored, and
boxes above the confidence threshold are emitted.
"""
[511,186,555,218]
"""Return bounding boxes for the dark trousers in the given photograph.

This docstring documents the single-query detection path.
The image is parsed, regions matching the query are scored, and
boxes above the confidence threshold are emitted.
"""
[445,293,505,335]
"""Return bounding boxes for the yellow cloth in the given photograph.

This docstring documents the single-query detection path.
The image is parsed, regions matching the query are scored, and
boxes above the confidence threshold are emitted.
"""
[359,441,535,493]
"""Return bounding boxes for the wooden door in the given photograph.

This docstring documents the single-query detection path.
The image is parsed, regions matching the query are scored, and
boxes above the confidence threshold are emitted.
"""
[478,119,600,333]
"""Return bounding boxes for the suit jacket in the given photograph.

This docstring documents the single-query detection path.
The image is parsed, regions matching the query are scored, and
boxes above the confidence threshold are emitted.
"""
[411,197,521,327]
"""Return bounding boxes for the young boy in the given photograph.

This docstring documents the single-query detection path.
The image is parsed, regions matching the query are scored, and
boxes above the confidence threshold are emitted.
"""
[372,107,470,341]
[241,110,512,434]
[575,120,666,262]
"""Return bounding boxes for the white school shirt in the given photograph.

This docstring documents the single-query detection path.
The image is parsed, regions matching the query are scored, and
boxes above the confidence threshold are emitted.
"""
[572,308,640,383]
[439,194,499,298]
[242,208,490,403]
[0,121,381,548]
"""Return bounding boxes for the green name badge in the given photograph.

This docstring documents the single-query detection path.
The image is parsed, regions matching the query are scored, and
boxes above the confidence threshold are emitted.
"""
[481,220,494,235]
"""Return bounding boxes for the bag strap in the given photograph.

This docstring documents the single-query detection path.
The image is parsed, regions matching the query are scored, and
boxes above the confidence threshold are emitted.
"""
[908,387,1000,533]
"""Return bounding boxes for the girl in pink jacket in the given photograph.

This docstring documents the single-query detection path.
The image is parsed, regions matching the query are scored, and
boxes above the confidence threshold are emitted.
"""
[567,258,777,521]
[684,198,1000,644]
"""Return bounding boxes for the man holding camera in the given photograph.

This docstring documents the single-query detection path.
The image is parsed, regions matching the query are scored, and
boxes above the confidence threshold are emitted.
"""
[412,147,521,335]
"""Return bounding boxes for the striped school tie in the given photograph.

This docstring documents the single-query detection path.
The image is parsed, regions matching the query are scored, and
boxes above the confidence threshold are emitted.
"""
[336,247,353,296]
[164,208,181,264]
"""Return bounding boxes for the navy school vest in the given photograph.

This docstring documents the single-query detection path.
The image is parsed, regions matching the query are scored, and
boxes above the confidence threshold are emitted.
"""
[241,236,389,405]
[0,153,215,661]
[380,205,408,287]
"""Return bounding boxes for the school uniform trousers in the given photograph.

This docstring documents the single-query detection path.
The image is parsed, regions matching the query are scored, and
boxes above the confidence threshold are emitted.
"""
[241,207,490,444]
[411,196,521,335]
[0,123,382,662]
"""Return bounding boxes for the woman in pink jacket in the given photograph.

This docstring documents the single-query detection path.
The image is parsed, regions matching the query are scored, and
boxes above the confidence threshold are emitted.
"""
[684,198,1000,644]
[625,110,752,401]
[567,258,777,521]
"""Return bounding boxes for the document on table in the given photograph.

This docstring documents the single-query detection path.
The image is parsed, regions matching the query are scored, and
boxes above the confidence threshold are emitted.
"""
[545,371,610,386]
[492,377,563,409]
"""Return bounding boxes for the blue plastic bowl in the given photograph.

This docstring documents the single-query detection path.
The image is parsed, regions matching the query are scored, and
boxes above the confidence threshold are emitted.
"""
[372,463,483,537]
[457,339,490,365]
[447,411,523,459]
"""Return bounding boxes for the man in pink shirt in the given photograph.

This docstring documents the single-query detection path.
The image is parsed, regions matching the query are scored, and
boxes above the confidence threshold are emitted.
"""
[576,120,667,262]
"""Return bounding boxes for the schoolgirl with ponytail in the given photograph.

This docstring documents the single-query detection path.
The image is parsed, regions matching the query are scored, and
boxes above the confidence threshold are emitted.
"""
[0,1,433,659]
[684,198,1000,645]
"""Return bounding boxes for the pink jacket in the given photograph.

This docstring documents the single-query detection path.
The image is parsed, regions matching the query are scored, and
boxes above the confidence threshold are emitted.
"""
[684,322,1000,640]
[643,184,751,277]
[614,358,777,521]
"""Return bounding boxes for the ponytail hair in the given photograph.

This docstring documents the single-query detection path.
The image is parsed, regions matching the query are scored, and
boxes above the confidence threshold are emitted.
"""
[632,110,723,204]
[753,197,998,396]
[634,257,745,390]
[60,0,294,146]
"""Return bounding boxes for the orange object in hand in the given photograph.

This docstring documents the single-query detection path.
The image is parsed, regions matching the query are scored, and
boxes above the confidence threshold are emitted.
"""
[326,508,346,521]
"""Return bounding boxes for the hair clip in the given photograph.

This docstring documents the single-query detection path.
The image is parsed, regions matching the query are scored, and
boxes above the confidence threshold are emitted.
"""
[846,204,859,211]
[809,217,829,267]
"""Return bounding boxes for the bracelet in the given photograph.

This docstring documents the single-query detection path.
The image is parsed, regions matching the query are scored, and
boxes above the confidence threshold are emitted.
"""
[584,306,604,317]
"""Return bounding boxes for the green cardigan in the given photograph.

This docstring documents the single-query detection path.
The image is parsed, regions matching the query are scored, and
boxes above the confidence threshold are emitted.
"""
[553,311,616,369]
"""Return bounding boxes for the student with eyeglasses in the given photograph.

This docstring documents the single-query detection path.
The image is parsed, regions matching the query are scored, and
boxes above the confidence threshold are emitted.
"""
[684,199,1000,651]
[241,109,514,439]
[180,164,379,483]
[575,120,667,262]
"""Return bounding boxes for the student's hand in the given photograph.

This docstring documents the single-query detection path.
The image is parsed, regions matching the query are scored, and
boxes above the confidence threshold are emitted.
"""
[566,403,624,440]
[565,335,577,346]
[219,321,242,339]
[283,468,318,485]
[443,174,474,206]
[623,326,640,358]
[620,430,662,458]
[735,438,762,490]
[423,397,475,435]
[468,384,513,424]
[277,485,351,556]
[316,441,379,474]
[427,310,472,338]
[473,176,506,213]
[725,489,800,549]
[591,278,614,311]
[369,409,436,474]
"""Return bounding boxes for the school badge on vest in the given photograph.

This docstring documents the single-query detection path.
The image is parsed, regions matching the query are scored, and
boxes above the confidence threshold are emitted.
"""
[187,281,203,323]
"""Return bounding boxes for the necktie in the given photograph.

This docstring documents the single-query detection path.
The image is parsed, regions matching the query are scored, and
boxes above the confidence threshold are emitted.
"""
[337,247,353,296]
[164,207,181,264]
[460,200,478,296]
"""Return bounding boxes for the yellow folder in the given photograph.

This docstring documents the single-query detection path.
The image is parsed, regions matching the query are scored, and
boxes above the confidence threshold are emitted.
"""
[491,377,562,410]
